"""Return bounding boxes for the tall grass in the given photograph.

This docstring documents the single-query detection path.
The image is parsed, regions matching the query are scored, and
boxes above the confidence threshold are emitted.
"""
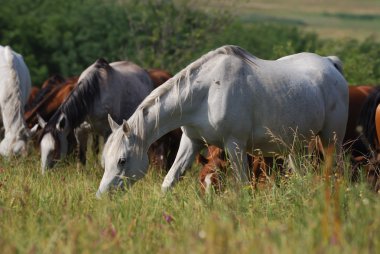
[0,146,379,253]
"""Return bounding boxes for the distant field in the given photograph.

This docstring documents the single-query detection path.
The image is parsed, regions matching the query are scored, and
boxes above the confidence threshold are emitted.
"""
[184,0,380,41]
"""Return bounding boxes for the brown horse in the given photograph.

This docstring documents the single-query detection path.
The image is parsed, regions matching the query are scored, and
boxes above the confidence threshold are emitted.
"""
[197,146,283,193]
[25,86,40,111]
[147,68,172,88]
[24,76,78,128]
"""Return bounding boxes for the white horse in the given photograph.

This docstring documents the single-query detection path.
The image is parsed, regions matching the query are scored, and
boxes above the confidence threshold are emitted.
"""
[38,58,154,173]
[97,45,349,196]
[0,45,31,156]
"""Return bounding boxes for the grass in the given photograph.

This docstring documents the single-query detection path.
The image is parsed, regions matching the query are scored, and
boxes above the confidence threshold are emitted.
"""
[182,0,380,41]
[0,147,379,253]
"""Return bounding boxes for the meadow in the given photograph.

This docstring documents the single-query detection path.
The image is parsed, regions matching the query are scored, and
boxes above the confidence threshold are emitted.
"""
[1,0,380,253]
[0,148,379,253]
[192,0,380,41]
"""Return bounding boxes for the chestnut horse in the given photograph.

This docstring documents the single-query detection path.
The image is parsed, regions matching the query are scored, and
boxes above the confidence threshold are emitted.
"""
[197,146,284,193]
[25,76,78,128]
[26,86,40,111]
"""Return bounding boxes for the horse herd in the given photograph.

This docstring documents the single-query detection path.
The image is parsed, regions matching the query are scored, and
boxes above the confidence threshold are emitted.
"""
[0,44,379,196]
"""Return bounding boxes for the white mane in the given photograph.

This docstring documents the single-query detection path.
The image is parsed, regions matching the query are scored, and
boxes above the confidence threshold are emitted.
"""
[128,45,258,142]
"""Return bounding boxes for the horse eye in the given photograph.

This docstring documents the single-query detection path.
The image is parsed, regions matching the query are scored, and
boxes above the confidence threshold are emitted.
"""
[118,158,127,166]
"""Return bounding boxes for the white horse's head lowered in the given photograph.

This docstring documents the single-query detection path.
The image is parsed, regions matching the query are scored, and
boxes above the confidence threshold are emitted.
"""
[96,115,149,197]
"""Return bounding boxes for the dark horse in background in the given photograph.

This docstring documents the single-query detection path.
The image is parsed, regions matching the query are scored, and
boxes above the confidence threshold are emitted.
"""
[353,86,380,192]
[38,59,154,173]
[38,59,181,174]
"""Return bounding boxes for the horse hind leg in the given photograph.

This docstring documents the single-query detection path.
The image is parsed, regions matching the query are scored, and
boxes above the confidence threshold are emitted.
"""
[318,112,347,173]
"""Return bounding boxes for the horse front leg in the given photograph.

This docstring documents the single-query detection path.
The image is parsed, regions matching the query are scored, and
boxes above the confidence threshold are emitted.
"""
[74,123,91,168]
[161,134,203,193]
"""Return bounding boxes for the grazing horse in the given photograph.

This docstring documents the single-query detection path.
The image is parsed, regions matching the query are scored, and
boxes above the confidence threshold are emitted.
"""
[97,45,348,196]
[0,45,31,156]
[39,59,154,173]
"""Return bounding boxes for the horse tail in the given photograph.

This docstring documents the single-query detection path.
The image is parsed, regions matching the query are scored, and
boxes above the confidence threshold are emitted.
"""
[358,87,380,150]
[327,55,343,74]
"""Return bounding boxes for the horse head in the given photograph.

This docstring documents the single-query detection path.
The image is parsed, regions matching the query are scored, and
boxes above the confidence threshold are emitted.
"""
[39,113,70,173]
[0,133,28,157]
[96,115,149,198]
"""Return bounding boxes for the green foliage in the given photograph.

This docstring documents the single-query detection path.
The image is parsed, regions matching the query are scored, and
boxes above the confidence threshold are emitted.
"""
[0,0,229,85]
[316,37,380,85]
[1,0,379,85]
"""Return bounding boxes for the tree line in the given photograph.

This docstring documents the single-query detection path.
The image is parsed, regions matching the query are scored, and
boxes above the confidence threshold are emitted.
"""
[1,0,379,85]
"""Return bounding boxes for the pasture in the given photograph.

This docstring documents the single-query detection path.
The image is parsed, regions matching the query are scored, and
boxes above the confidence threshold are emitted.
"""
[1,0,380,253]
[0,149,379,253]
[191,0,380,41]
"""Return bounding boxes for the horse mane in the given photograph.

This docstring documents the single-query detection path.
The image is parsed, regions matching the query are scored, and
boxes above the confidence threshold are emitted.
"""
[128,45,258,151]
[358,86,380,150]
[136,45,257,113]
[41,59,107,137]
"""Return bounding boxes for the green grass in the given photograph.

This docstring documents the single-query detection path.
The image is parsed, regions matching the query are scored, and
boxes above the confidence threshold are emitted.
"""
[0,149,379,253]
[183,0,380,41]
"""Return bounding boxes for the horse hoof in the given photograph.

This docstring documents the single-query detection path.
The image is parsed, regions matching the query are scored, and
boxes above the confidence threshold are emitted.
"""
[161,184,171,194]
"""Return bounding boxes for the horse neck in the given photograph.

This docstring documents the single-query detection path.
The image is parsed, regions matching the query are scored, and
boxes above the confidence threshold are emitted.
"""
[129,79,193,151]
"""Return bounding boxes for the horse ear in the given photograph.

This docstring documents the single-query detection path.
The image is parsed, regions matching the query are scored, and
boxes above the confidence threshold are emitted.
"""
[30,124,40,137]
[37,114,47,128]
[108,114,119,132]
[95,58,109,69]
[122,120,130,135]
[57,114,67,131]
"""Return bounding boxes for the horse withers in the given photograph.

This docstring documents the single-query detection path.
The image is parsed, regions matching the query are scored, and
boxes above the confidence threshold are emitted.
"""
[0,45,31,156]
[98,45,348,196]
